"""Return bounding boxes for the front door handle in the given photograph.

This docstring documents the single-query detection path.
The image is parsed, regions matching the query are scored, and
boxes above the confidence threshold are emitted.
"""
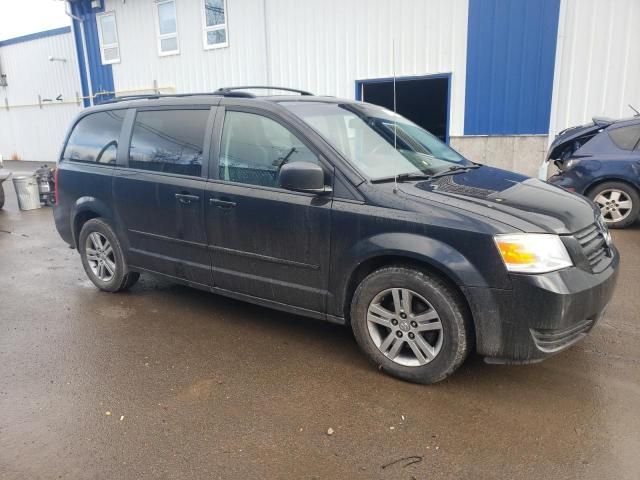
[175,193,200,205]
[209,198,237,209]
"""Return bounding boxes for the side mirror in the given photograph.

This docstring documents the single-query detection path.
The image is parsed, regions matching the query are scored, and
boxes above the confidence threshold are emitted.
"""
[278,161,329,194]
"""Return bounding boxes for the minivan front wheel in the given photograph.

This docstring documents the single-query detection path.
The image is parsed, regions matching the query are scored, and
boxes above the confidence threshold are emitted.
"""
[79,218,139,292]
[351,266,471,384]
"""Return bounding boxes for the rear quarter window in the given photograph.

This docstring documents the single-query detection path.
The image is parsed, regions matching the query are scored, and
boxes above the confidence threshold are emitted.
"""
[62,110,125,164]
[128,109,209,177]
[608,124,640,151]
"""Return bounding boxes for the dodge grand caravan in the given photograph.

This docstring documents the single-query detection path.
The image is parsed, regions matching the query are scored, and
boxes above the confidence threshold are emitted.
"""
[54,87,619,384]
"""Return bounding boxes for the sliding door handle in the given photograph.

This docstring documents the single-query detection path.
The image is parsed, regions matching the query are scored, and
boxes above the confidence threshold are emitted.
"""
[209,198,237,209]
[175,193,200,205]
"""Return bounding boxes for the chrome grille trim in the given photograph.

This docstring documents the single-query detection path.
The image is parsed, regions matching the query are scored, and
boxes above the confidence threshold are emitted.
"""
[574,223,610,271]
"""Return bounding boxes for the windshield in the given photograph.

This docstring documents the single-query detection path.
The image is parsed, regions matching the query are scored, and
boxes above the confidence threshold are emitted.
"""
[282,101,469,179]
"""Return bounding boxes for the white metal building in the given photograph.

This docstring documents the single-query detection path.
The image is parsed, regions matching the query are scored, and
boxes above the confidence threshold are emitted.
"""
[1,0,639,175]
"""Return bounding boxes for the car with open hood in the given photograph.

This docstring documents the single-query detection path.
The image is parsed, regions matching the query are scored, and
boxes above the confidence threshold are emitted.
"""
[53,87,619,384]
[542,113,640,228]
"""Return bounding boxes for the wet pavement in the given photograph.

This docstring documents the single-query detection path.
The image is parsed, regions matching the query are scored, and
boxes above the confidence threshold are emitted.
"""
[1,164,639,479]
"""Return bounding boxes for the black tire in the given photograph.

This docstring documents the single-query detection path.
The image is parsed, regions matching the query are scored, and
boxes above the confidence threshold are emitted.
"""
[350,266,472,384]
[78,218,139,292]
[0,184,4,209]
[587,181,639,229]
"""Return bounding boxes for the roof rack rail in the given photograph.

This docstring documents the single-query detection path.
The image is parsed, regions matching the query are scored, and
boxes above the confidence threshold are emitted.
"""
[102,86,314,104]
[104,92,224,104]
[214,86,314,97]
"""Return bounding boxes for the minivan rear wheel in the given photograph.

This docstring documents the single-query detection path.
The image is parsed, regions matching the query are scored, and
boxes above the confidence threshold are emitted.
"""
[350,266,471,384]
[588,181,639,229]
[79,218,139,292]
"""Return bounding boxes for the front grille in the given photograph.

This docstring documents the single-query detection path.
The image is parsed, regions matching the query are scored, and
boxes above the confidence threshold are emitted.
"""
[530,319,595,353]
[574,223,610,271]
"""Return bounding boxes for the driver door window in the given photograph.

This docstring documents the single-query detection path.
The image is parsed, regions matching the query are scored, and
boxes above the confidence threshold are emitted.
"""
[219,111,318,187]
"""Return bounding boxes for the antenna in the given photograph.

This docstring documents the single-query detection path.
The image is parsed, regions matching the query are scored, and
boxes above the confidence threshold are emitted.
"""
[392,37,398,150]
[630,104,640,116]
[392,37,399,193]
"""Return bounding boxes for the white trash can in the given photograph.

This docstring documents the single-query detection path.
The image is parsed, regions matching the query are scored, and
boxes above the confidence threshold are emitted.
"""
[12,175,41,211]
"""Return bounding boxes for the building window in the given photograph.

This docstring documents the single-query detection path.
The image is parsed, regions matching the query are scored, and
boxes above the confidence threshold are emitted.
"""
[96,12,120,64]
[154,0,179,56]
[202,0,228,49]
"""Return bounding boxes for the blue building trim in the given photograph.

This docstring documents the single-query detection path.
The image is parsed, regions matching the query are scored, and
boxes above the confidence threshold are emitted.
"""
[70,0,115,105]
[70,18,91,108]
[464,0,561,135]
[0,26,71,47]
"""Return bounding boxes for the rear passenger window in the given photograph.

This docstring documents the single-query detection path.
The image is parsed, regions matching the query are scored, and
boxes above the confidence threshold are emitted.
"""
[129,109,209,177]
[219,111,318,187]
[608,124,640,151]
[62,110,125,164]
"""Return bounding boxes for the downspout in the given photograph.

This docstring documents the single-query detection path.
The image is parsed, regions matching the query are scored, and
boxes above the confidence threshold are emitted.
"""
[65,1,93,106]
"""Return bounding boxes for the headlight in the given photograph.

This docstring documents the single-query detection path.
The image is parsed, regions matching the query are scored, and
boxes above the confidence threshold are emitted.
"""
[494,234,573,273]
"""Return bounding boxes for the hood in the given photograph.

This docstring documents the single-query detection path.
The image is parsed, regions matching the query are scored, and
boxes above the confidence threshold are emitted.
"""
[397,166,597,234]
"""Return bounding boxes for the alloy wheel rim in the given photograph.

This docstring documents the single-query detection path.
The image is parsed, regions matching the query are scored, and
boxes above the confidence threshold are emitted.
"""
[594,189,633,224]
[366,288,443,367]
[85,232,116,282]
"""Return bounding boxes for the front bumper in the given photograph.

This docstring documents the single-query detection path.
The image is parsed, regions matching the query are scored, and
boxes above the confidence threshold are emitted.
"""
[462,247,619,363]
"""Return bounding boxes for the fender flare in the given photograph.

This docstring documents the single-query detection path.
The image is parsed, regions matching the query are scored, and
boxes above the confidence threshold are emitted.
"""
[69,196,114,247]
[330,232,491,317]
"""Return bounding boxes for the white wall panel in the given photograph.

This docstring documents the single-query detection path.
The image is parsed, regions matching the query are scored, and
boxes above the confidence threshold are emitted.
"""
[549,0,640,138]
[106,0,269,95]
[0,31,82,162]
[264,0,469,135]
[106,0,468,135]
[0,105,79,162]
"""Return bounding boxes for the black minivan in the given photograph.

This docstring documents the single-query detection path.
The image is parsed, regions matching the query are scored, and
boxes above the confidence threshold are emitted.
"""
[54,87,619,384]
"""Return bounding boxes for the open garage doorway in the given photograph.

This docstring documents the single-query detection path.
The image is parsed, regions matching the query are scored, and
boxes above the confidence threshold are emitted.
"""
[356,74,450,143]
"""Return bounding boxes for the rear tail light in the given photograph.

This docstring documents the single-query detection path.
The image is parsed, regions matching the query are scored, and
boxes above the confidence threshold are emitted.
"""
[53,167,59,204]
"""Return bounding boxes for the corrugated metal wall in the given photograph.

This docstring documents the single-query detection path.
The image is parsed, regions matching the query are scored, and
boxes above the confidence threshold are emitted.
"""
[106,0,269,95]
[0,30,82,162]
[549,0,640,138]
[106,0,469,135]
[264,0,469,135]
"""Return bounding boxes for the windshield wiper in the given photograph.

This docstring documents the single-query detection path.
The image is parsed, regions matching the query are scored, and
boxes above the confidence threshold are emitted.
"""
[370,172,433,184]
[371,164,481,184]
[428,164,481,179]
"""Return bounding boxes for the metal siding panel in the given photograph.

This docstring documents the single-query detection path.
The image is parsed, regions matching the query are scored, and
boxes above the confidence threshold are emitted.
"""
[264,0,469,135]
[106,0,269,99]
[464,0,561,135]
[548,0,640,139]
[0,31,82,162]
[102,0,468,135]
